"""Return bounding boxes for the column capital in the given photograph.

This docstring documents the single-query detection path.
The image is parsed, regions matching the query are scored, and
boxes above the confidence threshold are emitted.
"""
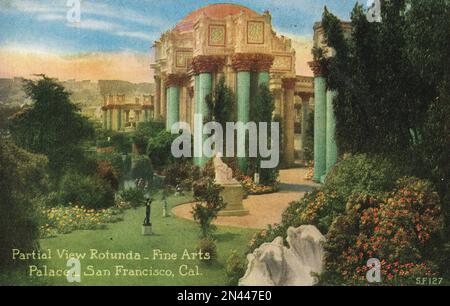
[231,53,274,72]
[296,92,313,102]
[192,55,225,74]
[166,73,188,88]
[282,78,296,90]
[308,60,328,77]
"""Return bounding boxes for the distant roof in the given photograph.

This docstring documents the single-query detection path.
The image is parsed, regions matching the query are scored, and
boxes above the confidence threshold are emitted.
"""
[175,3,260,32]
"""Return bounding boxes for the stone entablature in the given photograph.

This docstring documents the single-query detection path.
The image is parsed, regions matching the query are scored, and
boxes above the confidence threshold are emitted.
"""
[231,53,274,72]
[152,5,296,77]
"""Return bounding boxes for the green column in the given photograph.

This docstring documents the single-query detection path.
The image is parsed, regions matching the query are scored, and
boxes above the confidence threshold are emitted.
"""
[326,90,338,173]
[301,98,309,159]
[313,76,327,182]
[194,73,212,167]
[237,71,251,173]
[257,71,270,87]
[106,109,112,130]
[144,109,149,122]
[116,109,122,131]
[194,75,201,166]
[166,86,179,131]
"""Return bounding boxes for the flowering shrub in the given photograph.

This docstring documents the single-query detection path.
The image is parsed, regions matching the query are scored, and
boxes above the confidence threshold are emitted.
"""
[240,176,279,195]
[282,190,344,234]
[323,177,443,285]
[164,161,194,188]
[192,178,225,238]
[226,250,247,285]
[39,205,124,238]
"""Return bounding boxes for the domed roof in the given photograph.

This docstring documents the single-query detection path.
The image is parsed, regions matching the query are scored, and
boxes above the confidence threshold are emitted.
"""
[175,3,260,32]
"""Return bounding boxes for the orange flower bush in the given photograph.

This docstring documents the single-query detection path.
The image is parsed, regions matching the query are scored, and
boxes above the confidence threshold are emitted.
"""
[240,176,279,195]
[323,177,443,285]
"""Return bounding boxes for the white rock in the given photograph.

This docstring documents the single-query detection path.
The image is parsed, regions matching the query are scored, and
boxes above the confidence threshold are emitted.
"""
[239,225,325,286]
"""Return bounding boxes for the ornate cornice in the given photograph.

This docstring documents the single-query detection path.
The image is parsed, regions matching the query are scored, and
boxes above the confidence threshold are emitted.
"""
[102,104,154,111]
[282,78,297,90]
[166,73,188,87]
[231,53,274,72]
[192,55,225,74]
[308,60,328,77]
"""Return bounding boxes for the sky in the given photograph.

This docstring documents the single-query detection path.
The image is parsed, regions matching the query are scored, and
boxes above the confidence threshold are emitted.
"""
[0,0,362,82]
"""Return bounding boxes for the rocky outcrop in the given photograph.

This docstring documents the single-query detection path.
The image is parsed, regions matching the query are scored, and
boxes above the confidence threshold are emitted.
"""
[239,225,325,286]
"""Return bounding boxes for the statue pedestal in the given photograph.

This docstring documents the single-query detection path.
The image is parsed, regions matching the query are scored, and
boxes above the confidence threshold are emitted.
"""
[142,225,152,236]
[218,183,248,216]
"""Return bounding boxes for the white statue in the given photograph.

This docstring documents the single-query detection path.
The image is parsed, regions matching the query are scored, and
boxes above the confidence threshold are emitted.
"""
[214,154,238,185]
[239,225,326,286]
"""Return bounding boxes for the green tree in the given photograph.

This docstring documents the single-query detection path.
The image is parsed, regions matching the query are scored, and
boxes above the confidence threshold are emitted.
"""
[0,138,48,268]
[206,77,235,126]
[9,76,94,179]
[321,0,450,277]
[252,84,278,185]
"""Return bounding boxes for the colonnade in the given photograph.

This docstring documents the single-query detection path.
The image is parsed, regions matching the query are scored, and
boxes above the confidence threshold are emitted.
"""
[309,61,338,182]
[157,53,298,172]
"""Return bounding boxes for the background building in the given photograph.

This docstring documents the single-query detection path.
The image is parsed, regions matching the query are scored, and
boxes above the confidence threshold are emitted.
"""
[100,80,155,131]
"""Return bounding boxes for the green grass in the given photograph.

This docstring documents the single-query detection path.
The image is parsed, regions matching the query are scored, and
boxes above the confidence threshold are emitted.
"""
[2,193,256,286]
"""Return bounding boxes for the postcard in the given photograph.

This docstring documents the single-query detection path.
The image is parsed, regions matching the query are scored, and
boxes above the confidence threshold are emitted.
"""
[0,0,448,292]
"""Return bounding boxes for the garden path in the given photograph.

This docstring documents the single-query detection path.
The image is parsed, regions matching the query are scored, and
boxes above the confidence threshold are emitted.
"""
[172,167,319,229]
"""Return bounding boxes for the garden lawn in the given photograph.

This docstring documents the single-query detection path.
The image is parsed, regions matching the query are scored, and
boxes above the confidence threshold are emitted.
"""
[8,194,257,286]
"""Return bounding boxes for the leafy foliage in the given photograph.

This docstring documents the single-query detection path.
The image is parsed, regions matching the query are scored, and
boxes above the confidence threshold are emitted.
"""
[226,250,247,285]
[192,178,226,238]
[130,154,153,181]
[146,130,178,170]
[324,154,404,199]
[96,160,119,191]
[163,161,194,189]
[0,139,48,268]
[118,188,146,209]
[321,2,450,275]
[205,77,235,125]
[197,237,218,264]
[59,172,115,209]
[9,76,94,179]
[132,121,165,153]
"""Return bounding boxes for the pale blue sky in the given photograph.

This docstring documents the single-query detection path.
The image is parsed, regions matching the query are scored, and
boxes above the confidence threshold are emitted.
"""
[0,0,362,54]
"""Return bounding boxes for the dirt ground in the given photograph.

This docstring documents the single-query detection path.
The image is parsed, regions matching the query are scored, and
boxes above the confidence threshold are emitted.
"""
[172,168,319,229]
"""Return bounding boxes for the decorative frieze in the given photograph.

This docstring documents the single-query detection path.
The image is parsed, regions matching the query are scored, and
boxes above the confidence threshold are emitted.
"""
[231,53,274,72]
[208,24,226,47]
[175,50,193,68]
[272,55,293,72]
[192,55,225,74]
[247,21,265,45]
